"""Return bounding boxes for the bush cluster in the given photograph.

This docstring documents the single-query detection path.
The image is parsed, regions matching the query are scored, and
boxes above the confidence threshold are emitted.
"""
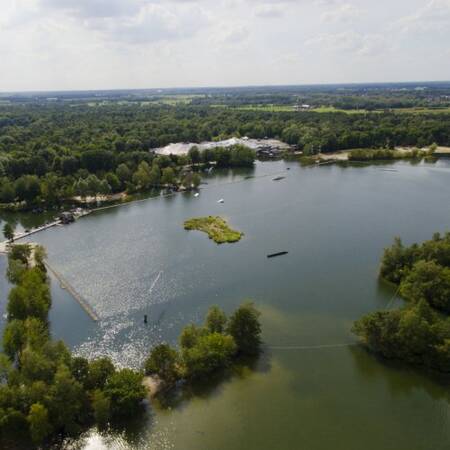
[144,303,261,385]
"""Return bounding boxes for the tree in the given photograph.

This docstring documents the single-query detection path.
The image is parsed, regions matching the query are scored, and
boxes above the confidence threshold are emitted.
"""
[400,260,450,313]
[205,306,227,333]
[161,167,175,186]
[3,320,26,361]
[27,403,52,443]
[105,172,121,193]
[86,174,102,197]
[226,302,262,356]
[144,344,179,384]
[49,364,86,435]
[33,245,47,272]
[8,244,31,265]
[116,163,132,185]
[192,173,201,188]
[148,164,161,187]
[6,259,26,284]
[188,146,201,165]
[92,390,111,426]
[103,369,146,418]
[86,357,115,390]
[183,333,237,379]
[0,182,15,203]
[132,161,151,189]
[179,324,203,350]
[3,223,14,242]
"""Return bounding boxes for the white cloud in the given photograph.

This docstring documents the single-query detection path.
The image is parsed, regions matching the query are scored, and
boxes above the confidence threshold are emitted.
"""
[306,31,389,56]
[254,4,284,18]
[396,0,450,33]
[214,22,250,45]
[83,4,208,44]
[321,3,362,23]
[0,0,447,90]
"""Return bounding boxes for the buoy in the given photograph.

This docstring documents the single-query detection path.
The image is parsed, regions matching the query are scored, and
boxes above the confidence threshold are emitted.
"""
[144,315,148,324]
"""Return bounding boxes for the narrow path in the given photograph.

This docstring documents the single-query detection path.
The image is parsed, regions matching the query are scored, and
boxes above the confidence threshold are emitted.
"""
[44,261,99,322]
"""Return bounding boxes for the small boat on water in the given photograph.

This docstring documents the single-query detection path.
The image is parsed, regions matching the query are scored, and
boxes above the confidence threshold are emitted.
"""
[273,176,286,181]
[267,251,289,258]
[217,199,224,204]
[194,193,200,197]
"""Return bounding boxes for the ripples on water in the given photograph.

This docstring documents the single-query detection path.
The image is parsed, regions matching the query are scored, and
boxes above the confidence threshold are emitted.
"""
[6,160,450,450]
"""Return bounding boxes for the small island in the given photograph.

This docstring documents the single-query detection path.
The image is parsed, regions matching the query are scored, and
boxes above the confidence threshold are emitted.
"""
[184,216,243,244]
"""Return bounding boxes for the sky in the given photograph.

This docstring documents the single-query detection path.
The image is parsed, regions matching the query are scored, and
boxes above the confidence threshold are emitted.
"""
[0,0,449,91]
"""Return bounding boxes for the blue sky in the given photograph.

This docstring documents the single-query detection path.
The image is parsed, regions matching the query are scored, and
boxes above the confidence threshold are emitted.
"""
[1,0,449,91]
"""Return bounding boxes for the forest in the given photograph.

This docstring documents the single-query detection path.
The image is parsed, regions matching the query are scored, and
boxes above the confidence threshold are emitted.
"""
[1,85,450,209]
[353,233,450,372]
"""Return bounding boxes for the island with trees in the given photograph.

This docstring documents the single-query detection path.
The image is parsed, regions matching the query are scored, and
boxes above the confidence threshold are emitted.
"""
[353,232,450,373]
[184,216,243,244]
[0,243,262,447]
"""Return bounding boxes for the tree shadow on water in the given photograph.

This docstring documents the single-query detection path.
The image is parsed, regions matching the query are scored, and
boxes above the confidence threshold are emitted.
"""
[155,350,272,411]
[349,344,450,404]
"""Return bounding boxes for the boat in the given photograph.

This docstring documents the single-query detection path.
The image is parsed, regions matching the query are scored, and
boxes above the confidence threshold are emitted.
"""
[194,193,200,197]
[267,251,289,258]
[217,199,224,203]
[272,176,286,181]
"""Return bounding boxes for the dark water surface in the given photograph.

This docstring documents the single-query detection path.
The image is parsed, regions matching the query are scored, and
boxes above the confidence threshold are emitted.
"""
[1,160,449,449]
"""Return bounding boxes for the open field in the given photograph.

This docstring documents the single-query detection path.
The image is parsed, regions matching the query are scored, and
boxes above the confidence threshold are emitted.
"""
[211,104,450,114]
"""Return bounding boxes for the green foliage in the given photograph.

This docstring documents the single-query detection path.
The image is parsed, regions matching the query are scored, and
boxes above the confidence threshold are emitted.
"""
[183,333,237,379]
[6,258,26,284]
[353,300,450,372]
[148,303,261,384]
[161,167,176,185]
[8,244,32,266]
[0,249,146,446]
[3,223,14,241]
[27,403,52,443]
[354,231,450,372]
[188,146,201,164]
[179,324,203,350]
[86,357,115,390]
[226,302,262,356]
[205,306,227,333]
[400,260,450,313]
[184,216,243,244]
[103,369,146,418]
[91,390,111,427]
[144,344,179,384]
[7,268,51,321]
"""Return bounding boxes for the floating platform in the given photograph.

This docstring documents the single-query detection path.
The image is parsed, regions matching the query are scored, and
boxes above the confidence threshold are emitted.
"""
[267,251,289,258]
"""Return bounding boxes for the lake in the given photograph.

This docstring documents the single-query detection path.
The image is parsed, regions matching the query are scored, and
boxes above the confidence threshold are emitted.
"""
[1,159,449,449]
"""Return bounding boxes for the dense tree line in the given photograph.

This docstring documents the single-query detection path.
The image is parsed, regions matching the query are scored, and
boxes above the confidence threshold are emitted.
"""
[0,102,448,207]
[353,232,450,372]
[0,245,147,448]
[144,303,262,387]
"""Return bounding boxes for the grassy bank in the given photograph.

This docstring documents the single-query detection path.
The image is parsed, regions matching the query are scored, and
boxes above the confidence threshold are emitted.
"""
[184,216,243,244]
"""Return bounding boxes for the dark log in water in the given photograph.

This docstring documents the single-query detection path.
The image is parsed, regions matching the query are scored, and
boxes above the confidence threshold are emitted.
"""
[267,251,288,258]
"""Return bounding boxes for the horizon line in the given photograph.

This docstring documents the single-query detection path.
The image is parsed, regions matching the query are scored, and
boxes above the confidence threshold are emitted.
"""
[2,79,450,96]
